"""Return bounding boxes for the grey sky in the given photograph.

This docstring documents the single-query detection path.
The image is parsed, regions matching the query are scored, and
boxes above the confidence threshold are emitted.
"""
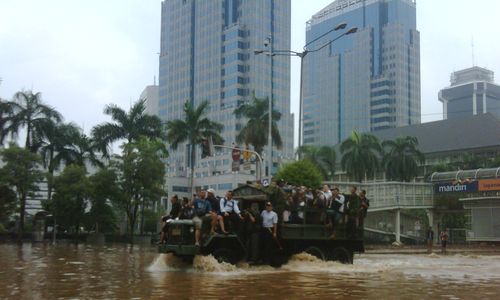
[1,0,499,145]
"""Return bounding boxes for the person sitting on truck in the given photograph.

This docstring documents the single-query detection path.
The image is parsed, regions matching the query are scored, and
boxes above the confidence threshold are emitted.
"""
[346,186,361,239]
[192,190,213,246]
[179,197,194,220]
[328,187,345,239]
[158,195,181,244]
[207,189,227,235]
[220,190,243,234]
[359,190,370,228]
[261,202,278,264]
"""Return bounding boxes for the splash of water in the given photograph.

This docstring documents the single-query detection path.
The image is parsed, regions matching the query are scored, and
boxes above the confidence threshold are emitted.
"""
[148,254,187,272]
[192,255,239,273]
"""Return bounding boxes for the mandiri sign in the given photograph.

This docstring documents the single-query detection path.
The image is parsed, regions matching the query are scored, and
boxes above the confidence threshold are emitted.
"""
[435,179,500,193]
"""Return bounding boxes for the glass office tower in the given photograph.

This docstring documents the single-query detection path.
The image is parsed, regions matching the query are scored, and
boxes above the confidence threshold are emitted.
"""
[302,0,420,146]
[439,67,500,120]
[159,0,293,195]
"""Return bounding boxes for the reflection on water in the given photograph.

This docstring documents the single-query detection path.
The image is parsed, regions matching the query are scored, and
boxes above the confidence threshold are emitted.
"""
[1,243,500,299]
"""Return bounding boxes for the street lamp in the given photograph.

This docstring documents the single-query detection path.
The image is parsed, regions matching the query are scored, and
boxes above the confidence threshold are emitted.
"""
[254,36,274,182]
[254,25,357,174]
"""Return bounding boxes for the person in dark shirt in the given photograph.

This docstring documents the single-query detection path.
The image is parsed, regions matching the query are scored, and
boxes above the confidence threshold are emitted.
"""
[359,190,370,228]
[158,195,181,244]
[346,186,361,238]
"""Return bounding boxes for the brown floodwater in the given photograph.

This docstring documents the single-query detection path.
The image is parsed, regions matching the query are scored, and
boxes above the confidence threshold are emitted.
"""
[1,243,500,299]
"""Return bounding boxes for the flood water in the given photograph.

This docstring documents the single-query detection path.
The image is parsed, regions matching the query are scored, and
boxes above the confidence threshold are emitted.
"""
[1,243,500,299]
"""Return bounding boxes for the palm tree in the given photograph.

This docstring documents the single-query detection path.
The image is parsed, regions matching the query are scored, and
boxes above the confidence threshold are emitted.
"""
[5,91,62,152]
[382,136,425,182]
[340,130,382,182]
[0,99,15,145]
[91,99,163,156]
[38,122,81,202]
[166,101,223,193]
[296,145,337,180]
[234,93,283,175]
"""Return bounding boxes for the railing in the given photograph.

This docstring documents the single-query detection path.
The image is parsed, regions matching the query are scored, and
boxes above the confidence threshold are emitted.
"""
[324,181,434,211]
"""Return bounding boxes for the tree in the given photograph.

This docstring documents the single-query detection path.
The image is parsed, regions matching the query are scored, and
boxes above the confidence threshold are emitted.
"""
[112,138,167,236]
[275,159,323,189]
[87,168,119,233]
[234,93,283,158]
[4,91,62,152]
[91,99,163,156]
[166,101,223,194]
[0,184,17,223]
[340,130,382,182]
[382,136,425,182]
[297,145,337,180]
[38,122,81,202]
[51,165,89,237]
[0,99,15,145]
[0,143,43,242]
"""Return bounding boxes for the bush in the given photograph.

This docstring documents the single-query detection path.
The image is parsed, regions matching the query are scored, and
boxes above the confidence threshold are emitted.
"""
[275,159,323,189]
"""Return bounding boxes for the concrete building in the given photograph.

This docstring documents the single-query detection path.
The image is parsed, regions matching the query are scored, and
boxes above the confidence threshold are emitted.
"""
[439,66,500,120]
[158,0,294,198]
[139,85,159,117]
[303,0,420,146]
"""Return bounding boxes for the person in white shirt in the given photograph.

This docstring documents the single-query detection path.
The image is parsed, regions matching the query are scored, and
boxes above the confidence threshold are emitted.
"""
[328,187,345,239]
[261,202,278,264]
[219,190,243,234]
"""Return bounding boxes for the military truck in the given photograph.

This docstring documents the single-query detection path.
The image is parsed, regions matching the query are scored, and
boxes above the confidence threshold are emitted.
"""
[158,184,364,265]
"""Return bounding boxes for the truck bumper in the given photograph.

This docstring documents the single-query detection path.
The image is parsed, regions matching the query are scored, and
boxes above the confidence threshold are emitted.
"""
[158,244,198,256]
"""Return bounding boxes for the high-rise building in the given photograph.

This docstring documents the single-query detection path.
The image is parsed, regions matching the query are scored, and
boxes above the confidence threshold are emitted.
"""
[158,0,293,197]
[439,66,500,120]
[302,0,420,146]
[139,85,159,117]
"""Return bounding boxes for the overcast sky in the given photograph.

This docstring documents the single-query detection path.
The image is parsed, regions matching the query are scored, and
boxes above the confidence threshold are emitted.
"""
[1,0,499,145]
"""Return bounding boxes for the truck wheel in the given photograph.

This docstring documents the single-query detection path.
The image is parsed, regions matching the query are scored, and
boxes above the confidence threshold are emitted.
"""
[330,247,353,264]
[304,246,327,261]
[212,248,236,264]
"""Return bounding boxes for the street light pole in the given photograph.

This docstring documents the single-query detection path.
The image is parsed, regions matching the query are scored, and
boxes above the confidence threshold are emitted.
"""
[261,36,273,182]
[254,25,357,165]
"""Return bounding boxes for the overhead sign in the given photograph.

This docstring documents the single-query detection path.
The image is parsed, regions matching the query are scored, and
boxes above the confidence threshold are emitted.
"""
[478,179,500,192]
[434,181,478,193]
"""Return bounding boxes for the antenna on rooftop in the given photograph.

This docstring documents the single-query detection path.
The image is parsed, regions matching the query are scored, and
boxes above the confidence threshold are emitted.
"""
[471,36,475,67]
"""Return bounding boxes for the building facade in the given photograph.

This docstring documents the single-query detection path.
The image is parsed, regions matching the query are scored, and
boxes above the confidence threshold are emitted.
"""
[439,66,500,120]
[302,0,420,146]
[139,85,159,117]
[159,0,294,197]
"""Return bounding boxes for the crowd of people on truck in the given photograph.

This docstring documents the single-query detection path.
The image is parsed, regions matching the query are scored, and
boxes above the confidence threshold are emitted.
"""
[158,182,368,264]
[278,182,369,239]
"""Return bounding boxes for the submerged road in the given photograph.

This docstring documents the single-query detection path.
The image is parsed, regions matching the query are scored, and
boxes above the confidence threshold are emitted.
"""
[1,243,499,299]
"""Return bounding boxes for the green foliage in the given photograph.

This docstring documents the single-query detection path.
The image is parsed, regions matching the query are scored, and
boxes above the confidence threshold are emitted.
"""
[340,130,382,182]
[87,168,120,233]
[382,136,425,182]
[51,165,89,234]
[297,145,337,180]
[166,101,223,193]
[275,159,323,189]
[233,93,283,155]
[4,91,62,152]
[0,143,43,240]
[142,209,162,234]
[441,213,467,228]
[91,99,164,157]
[0,184,17,222]
[111,138,167,235]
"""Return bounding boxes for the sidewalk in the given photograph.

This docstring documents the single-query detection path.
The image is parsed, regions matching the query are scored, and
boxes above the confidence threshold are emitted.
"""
[364,244,500,255]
